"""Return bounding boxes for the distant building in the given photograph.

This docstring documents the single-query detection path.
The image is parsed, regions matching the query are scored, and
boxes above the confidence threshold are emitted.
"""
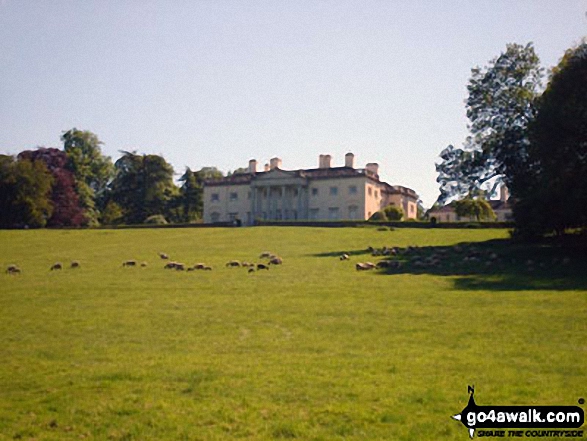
[427,186,513,223]
[203,153,419,225]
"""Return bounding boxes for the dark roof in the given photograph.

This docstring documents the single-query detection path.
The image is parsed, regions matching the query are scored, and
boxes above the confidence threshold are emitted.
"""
[204,166,378,186]
[204,166,418,200]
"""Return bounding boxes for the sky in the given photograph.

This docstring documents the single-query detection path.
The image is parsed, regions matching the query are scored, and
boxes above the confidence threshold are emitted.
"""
[1,1,586,207]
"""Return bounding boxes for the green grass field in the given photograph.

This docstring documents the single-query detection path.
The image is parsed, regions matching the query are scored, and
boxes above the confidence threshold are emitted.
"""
[1,227,586,440]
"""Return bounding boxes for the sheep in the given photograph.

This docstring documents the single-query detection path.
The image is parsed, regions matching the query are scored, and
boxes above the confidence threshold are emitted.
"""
[141,262,148,267]
[70,261,80,269]
[123,260,137,267]
[159,252,169,260]
[193,263,206,270]
[356,262,375,271]
[260,251,272,258]
[340,253,350,261]
[248,268,255,273]
[269,256,283,265]
[203,266,212,271]
[6,264,21,274]
[256,263,269,270]
[175,263,186,271]
[226,260,241,268]
[187,267,195,272]
[50,262,63,271]
[164,262,178,269]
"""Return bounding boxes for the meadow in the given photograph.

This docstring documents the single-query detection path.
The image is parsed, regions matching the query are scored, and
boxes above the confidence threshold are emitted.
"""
[0,227,586,440]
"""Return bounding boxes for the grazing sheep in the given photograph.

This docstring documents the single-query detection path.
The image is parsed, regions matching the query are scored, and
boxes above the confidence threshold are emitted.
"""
[159,252,169,260]
[203,266,212,271]
[141,262,148,267]
[175,263,185,271]
[226,260,241,267]
[164,262,178,269]
[187,267,195,272]
[257,263,269,270]
[70,261,80,269]
[50,262,63,271]
[260,251,272,258]
[193,263,206,270]
[248,268,255,273]
[269,256,283,265]
[340,253,350,261]
[123,260,137,267]
[356,262,375,271]
[6,264,21,274]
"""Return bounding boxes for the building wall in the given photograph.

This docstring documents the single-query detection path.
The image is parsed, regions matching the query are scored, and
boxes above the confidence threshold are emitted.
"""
[386,193,417,220]
[307,177,367,220]
[203,184,251,224]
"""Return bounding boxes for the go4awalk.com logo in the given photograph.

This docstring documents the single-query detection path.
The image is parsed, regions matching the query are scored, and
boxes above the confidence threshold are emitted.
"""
[452,386,585,438]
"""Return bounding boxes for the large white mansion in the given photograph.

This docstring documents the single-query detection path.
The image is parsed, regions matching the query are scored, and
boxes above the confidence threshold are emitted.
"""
[203,153,419,225]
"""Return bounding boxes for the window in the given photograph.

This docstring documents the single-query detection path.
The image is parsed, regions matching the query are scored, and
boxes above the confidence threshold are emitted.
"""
[374,190,378,198]
[312,188,318,196]
[328,207,340,219]
[228,212,238,221]
[368,187,372,196]
[211,212,220,223]
[348,205,358,219]
[211,193,219,202]
[309,208,319,219]
[330,186,338,196]
[293,188,299,197]
[230,192,238,201]
[349,185,357,195]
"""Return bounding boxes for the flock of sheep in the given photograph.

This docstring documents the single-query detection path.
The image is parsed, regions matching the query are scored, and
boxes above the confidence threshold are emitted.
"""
[5,251,284,276]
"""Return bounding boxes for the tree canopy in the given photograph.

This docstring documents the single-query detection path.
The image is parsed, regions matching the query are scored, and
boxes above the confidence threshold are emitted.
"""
[436,43,543,204]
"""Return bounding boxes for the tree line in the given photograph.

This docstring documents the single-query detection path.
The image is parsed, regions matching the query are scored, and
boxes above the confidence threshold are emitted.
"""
[436,40,587,237]
[0,129,224,228]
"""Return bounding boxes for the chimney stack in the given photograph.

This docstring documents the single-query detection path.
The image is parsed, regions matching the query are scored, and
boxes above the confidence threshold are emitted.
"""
[500,185,509,202]
[365,162,379,177]
[345,152,355,168]
[269,157,282,170]
[319,154,332,169]
[248,159,258,174]
[264,163,270,172]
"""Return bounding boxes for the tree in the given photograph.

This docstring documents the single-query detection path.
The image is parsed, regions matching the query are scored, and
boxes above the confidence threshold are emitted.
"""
[454,198,496,222]
[436,43,543,204]
[177,168,202,222]
[62,129,114,225]
[109,151,178,224]
[514,42,587,235]
[383,204,404,221]
[17,148,86,227]
[0,155,54,228]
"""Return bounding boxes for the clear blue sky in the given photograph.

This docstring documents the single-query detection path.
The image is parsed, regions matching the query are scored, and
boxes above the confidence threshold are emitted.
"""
[1,0,585,207]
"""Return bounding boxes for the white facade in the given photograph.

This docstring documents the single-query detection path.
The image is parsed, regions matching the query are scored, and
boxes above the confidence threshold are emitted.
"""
[203,154,418,224]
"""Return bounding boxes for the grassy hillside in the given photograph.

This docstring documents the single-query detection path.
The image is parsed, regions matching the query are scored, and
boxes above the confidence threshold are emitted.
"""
[1,227,585,440]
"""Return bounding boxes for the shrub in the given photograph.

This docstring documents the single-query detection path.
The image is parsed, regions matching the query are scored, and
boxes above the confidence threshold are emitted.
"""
[383,205,404,221]
[369,211,387,221]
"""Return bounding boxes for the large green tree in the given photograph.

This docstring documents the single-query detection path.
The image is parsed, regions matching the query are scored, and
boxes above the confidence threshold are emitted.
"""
[515,42,587,235]
[436,43,543,204]
[109,151,178,224]
[0,155,54,228]
[62,129,114,225]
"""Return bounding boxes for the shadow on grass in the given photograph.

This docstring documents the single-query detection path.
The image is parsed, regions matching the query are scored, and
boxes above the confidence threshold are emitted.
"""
[322,236,587,292]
